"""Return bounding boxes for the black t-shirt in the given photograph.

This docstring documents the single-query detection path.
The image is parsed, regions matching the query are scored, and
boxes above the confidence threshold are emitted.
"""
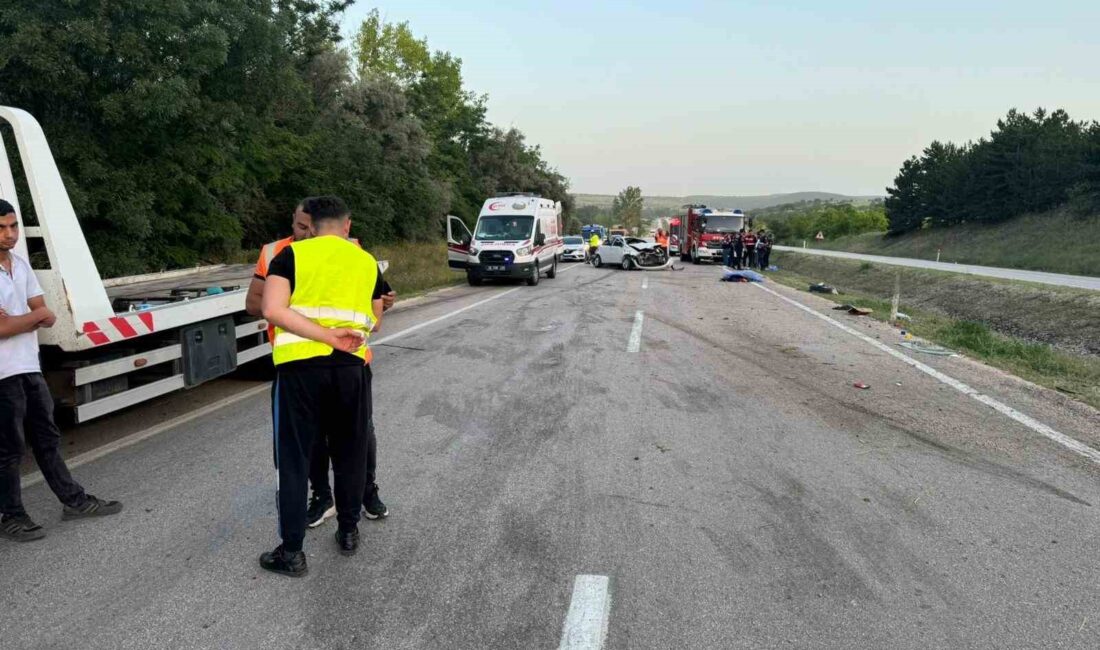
[267,247,385,366]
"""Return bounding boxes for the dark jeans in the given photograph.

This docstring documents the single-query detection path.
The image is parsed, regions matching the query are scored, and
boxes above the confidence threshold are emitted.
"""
[733,247,743,269]
[743,248,756,268]
[272,363,372,551]
[0,373,86,517]
[722,248,732,267]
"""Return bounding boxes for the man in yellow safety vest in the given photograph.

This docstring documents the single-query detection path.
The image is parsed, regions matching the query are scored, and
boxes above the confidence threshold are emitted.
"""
[258,196,384,576]
[246,203,394,531]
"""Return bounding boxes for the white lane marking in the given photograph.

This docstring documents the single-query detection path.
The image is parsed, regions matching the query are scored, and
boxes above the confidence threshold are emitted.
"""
[559,575,611,650]
[641,276,648,289]
[21,383,271,489]
[627,310,645,353]
[753,283,1100,465]
[23,277,568,484]
[373,287,522,345]
[376,262,581,346]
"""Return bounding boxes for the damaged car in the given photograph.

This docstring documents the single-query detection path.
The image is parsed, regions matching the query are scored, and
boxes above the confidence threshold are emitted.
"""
[591,236,670,270]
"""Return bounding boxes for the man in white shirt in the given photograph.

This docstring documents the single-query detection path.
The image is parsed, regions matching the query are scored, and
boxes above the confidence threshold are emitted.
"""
[0,199,122,543]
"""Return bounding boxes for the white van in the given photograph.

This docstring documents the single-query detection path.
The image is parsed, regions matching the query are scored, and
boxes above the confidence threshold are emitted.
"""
[446,194,563,286]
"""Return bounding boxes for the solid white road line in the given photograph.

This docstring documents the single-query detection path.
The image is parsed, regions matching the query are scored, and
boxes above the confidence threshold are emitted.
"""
[754,283,1100,465]
[627,310,645,353]
[21,383,272,489]
[373,286,522,346]
[559,574,611,650]
[22,267,586,485]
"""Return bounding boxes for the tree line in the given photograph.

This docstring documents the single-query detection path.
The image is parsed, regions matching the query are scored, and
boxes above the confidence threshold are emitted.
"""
[755,200,887,243]
[0,3,571,276]
[885,108,1100,235]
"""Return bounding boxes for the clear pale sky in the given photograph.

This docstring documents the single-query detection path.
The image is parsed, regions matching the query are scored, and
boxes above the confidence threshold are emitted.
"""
[340,1,1100,197]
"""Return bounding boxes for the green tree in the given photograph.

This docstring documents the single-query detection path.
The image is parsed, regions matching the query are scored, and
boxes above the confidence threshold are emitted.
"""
[612,186,644,234]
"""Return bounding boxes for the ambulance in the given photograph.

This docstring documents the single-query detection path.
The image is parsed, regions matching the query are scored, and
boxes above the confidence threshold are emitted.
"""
[446,194,564,286]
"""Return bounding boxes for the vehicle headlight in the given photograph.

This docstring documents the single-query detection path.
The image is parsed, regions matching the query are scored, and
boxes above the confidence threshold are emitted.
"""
[516,246,531,257]
[468,247,479,256]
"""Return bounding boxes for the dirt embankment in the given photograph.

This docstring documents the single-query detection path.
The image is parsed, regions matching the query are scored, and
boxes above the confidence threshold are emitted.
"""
[773,252,1100,357]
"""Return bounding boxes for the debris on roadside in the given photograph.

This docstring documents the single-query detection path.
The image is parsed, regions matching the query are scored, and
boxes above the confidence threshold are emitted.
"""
[898,340,956,356]
[895,312,912,322]
[809,282,838,294]
[832,304,873,316]
[853,381,871,390]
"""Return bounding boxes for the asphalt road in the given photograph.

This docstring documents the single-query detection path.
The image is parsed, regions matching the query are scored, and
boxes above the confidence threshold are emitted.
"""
[4,261,1100,649]
[772,245,1100,291]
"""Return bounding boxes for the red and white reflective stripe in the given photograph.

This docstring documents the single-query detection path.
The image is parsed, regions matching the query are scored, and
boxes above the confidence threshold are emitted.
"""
[81,312,155,347]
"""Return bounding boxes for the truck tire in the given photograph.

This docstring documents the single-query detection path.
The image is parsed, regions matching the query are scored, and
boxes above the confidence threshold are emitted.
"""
[592,255,602,268]
[547,257,557,279]
[467,270,481,286]
[526,264,540,286]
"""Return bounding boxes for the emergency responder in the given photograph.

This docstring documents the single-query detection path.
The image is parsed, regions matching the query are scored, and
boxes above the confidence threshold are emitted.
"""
[0,200,122,542]
[655,229,669,252]
[258,196,384,577]
[246,203,394,530]
[588,232,601,263]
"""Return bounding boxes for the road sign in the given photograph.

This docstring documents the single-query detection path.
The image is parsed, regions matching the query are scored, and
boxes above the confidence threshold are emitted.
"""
[815,231,825,240]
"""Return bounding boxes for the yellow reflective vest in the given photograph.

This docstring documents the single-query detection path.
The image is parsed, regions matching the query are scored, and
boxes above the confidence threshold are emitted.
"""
[272,236,379,366]
[589,234,600,248]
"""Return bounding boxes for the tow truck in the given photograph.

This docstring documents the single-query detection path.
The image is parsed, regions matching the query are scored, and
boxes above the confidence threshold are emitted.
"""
[1,107,272,422]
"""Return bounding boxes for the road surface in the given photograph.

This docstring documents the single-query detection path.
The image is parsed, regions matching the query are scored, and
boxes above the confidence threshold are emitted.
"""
[4,261,1100,649]
[773,245,1100,291]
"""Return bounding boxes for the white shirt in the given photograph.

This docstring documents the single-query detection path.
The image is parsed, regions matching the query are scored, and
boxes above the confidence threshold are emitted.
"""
[0,251,44,380]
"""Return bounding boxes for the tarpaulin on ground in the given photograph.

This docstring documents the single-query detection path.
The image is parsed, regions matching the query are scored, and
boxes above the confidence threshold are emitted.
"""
[720,268,765,283]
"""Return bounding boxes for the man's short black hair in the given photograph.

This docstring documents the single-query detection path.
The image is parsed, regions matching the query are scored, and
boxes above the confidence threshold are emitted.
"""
[0,199,15,217]
[300,196,349,224]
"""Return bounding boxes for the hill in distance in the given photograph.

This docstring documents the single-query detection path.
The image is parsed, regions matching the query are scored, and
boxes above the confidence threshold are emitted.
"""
[574,191,880,212]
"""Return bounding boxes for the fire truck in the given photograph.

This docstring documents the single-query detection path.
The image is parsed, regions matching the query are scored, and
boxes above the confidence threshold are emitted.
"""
[672,205,748,264]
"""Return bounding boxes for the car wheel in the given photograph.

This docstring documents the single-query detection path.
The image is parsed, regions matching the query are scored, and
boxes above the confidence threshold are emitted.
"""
[526,263,540,286]
[466,270,481,286]
[592,255,602,268]
[621,256,634,271]
[547,257,557,279]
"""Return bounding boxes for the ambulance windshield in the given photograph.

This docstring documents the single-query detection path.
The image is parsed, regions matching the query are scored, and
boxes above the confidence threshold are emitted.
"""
[475,216,534,241]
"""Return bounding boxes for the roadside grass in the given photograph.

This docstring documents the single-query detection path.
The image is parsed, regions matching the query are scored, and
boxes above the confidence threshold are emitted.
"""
[768,267,1100,411]
[773,252,1100,358]
[808,208,1100,277]
[372,240,464,297]
[234,240,463,299]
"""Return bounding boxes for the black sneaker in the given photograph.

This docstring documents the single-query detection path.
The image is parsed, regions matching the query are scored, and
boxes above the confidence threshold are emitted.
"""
[306,494,335,529]
[336,527,360,556]
[259,545,308,578]
[1,514,46,542]
[62,495,122,520]
[363,484,388,520]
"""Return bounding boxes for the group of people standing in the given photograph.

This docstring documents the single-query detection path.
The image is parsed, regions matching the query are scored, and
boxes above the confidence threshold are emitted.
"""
[1,195,391,578]
[244,196,394,577]
[722,229,773,270]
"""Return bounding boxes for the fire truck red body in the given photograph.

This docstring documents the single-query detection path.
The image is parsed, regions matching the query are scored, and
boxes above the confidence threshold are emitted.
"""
[671,205,748,264]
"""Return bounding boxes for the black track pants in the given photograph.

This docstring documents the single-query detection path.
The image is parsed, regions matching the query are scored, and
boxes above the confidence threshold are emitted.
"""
[272,363,372,551]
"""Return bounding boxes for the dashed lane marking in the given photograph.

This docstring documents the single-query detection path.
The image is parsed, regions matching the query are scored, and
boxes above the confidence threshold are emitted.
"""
[559,574,611,650]
[627,310,645,353]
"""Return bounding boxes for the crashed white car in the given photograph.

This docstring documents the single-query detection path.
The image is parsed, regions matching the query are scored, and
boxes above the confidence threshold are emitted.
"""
[591,236,670,270]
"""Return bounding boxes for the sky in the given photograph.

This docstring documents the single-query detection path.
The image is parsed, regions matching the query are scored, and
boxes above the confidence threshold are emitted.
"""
[340,1,1100,197]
